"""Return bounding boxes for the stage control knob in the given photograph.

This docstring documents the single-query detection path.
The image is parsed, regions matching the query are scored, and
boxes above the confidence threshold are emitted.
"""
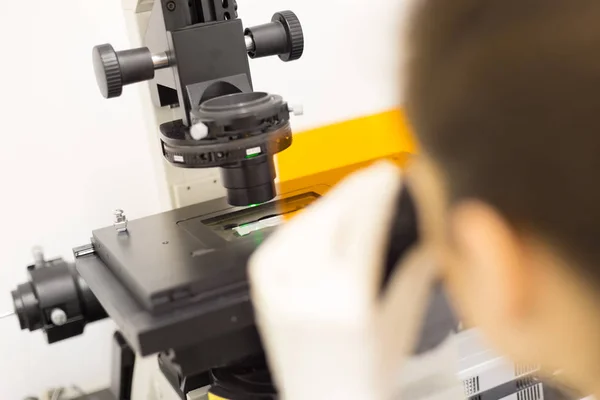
[92,44,170,99]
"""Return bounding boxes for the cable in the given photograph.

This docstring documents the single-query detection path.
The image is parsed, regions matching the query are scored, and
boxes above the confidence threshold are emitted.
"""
[71,385,87,398]
[50,388,63,400]
[0,311,14,319]
[46,385,87,400]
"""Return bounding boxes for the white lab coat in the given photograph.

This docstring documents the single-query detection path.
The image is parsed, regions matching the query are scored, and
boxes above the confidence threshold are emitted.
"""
[249,162,463,399]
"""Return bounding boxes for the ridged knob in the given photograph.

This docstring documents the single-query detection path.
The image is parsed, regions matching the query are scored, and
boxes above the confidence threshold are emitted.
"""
[93,44,123,99]
[92,44,158,99]
[245,11,304,62]
[272,11,304,62]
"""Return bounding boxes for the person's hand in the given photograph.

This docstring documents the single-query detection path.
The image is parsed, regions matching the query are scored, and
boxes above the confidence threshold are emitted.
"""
[249,162,441,399]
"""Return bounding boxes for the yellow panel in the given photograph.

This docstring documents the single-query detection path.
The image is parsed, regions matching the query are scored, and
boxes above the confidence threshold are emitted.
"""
[277,109,417,195]
[208,394,228,400]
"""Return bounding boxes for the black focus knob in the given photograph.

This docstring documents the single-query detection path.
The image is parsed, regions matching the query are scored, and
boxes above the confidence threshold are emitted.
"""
[273,11,304,62]
[11,258,107,344]
[245,10,304,62]
[92,44,158,99]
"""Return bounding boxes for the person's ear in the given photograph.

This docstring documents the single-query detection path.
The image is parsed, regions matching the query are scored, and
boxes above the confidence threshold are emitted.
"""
[448,201,531,327]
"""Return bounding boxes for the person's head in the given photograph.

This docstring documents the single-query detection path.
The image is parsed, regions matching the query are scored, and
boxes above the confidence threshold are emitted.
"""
[404,0,600,393]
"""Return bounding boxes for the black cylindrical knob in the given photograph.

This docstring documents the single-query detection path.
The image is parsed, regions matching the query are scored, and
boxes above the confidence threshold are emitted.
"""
[245,11,304,62]
[12,282,42,332]
[92,44,156,99]
[10,259,108,343]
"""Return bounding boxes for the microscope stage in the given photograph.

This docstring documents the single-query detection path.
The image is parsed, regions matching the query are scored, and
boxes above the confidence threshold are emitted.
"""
[90,192,319,313]
[76,191,320,355]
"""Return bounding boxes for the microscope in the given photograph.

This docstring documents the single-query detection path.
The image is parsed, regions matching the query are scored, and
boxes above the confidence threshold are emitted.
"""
[11,1,312,398]
[6,1,559,399]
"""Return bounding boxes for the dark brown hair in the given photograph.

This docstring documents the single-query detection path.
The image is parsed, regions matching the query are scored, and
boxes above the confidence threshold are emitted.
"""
[405,0,600,278]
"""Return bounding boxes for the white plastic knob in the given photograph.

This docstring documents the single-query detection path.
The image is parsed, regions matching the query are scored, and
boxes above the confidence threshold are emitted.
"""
[289,104,304,116]
[190,122,209,140]
[50,308,68,326]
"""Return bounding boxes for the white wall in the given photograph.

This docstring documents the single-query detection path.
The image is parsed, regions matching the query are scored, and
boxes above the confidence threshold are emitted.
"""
[0,0,164,398]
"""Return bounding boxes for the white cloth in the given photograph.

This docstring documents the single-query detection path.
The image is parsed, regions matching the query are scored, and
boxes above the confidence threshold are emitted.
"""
[249,162,453,400]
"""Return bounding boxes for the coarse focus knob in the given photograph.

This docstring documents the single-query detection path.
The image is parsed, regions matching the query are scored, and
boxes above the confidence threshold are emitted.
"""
[273,11,304,62]
[245,10,304,62]
[93,44,164,99]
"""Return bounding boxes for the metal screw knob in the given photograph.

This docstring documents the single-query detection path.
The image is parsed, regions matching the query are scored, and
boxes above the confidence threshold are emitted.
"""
[113,209,128,233]
[50,308,67,326]
[32,246,45,268]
